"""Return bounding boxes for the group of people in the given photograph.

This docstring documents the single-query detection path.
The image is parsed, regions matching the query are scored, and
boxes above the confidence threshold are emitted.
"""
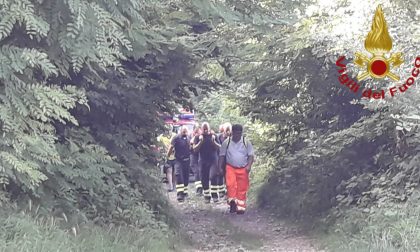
[160,122,254,214]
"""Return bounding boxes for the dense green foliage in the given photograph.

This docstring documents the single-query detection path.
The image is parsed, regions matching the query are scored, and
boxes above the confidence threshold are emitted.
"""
[321,201,420,251]
[0,207,175,252]
[1,0,420,250]
[0,0,293,248]
[203,0,420,217]
[195,0,420,250]
[0,0,256,235]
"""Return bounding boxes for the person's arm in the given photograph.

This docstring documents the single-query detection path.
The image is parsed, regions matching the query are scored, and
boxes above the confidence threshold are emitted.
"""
[193,135,203,152]
[167,145,174,159]
[167,136,176,159]
[245,155,254,173]
[211,134,221,148]
[245,140,255,173]
[190,136,195,151]
[218,139,228,173]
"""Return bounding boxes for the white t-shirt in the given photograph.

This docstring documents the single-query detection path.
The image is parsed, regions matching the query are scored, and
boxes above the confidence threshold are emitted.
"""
[219,136,254,168]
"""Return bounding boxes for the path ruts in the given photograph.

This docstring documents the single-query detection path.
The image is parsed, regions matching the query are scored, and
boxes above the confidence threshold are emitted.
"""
[165,185,322,252]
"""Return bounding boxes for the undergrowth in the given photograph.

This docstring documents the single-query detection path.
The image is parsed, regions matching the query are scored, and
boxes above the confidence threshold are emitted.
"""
[320,195,420,252]
[0,208,180,252]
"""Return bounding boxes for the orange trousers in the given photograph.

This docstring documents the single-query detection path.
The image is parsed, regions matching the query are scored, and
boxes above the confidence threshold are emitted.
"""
[225,164,249,211]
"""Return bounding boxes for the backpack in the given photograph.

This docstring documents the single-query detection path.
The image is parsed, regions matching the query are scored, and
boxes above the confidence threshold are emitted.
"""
[222,136,248,169]
[225,136,248,153]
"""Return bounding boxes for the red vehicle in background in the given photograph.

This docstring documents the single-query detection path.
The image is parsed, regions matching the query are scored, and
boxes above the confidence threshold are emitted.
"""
[163,108,196,134]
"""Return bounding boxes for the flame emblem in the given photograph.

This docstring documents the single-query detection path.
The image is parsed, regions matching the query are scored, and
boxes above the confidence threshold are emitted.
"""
[354,5,403,81]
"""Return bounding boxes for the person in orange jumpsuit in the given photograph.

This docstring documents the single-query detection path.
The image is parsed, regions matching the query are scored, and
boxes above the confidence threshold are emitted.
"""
[218,124,254,214]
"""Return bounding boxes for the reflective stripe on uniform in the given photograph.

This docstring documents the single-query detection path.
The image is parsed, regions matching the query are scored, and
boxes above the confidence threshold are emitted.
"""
[210,185,218,194]
[203,189,210,196]
[237,205,246,211]
[237,199,245,206]
[176,184,184,193]
[195,181,203,188]
[218,185,226,193]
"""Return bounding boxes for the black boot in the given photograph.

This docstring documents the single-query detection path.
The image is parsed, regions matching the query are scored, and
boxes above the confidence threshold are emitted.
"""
[211,192,219,203]
[236,210,245,215]
[229,200,237,213]
[177,192,184,202]
[204,196,211,204]
[219,190,226,199]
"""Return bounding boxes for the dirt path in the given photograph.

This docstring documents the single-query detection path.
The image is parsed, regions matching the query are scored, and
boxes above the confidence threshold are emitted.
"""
[165,185,321,252]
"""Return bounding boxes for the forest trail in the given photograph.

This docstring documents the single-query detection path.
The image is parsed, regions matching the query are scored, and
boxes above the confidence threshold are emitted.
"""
[165,185,322,252]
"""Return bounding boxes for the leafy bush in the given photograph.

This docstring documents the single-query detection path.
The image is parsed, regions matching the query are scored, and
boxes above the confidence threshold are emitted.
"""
[0,209,175,252]
[322,196,420,251]
[0,0,254,227]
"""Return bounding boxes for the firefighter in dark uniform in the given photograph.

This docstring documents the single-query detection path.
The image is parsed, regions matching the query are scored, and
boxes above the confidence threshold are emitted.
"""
[193,122,221,203]
[168,126,191,202]
[190,123,202,195]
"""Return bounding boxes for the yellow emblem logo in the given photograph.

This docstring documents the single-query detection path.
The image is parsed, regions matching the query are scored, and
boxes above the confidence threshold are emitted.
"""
[354,5,403,81]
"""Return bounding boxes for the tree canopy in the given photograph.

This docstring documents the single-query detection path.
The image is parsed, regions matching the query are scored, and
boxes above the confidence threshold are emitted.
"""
[1,0,420,250]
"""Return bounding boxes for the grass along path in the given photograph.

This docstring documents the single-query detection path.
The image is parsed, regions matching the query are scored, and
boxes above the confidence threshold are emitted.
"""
[165,184,321,252]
